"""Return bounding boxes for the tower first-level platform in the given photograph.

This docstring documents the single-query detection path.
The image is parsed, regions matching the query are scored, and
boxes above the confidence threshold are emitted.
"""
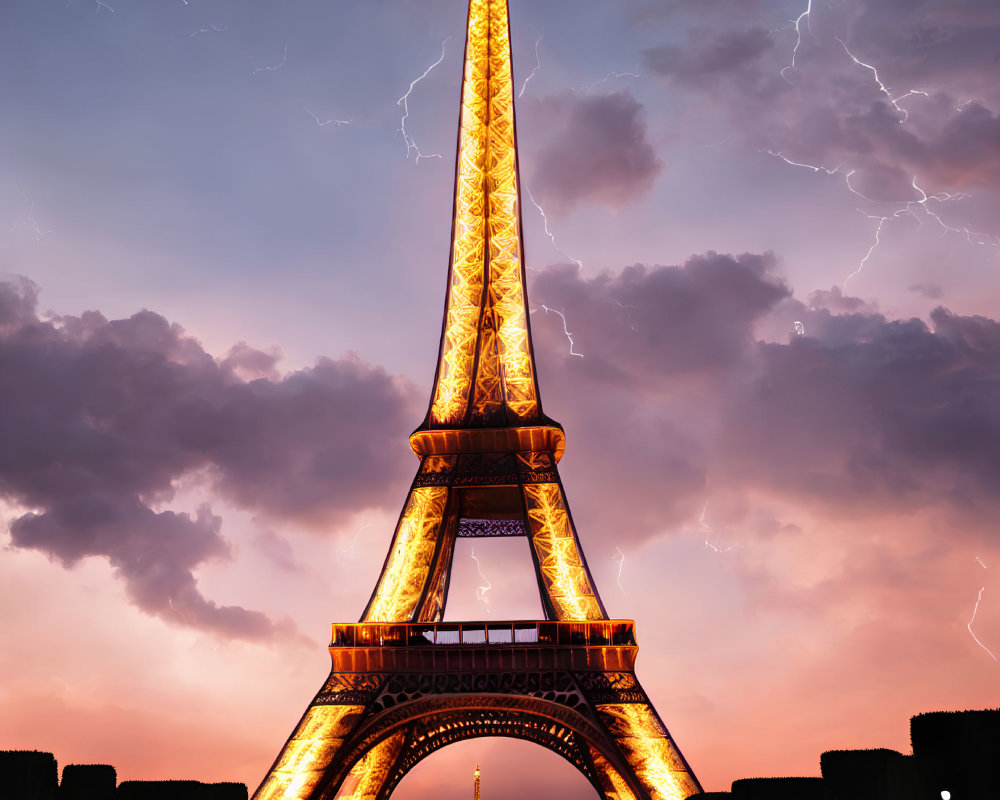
[252,1,702,798]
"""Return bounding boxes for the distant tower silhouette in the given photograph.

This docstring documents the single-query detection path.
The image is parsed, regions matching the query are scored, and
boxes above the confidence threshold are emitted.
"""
[474,764,480,800]
[251,1,702,798]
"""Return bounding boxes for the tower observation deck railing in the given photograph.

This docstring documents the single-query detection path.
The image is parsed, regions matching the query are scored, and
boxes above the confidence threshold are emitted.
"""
[328,620,638,673]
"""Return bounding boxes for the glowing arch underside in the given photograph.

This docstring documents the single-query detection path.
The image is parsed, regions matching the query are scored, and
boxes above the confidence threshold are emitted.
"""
[332,703,643,800]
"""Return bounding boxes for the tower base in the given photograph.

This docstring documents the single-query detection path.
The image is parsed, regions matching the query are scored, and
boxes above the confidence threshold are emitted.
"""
[253,620,701,800]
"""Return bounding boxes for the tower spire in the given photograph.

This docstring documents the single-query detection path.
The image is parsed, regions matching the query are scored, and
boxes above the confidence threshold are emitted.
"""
[474,763,481,800]
[422,0,543,431]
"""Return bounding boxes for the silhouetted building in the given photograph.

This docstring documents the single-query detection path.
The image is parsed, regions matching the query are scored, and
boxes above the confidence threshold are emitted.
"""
[0,751,247,800]
[116,781,247,800]
[912,709,1000,799]
[687,708,1000,800]
[730,777,824,799]
[0,750,58,800]
[821,748,920,800]
[59,764,117,800]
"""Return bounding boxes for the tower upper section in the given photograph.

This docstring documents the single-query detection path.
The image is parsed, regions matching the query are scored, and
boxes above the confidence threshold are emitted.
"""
[417,0,553,444]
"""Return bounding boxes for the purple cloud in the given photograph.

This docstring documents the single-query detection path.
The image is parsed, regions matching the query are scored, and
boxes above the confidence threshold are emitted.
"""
[522,91,663,214]
[527,254,1000,543]
[0,278,420,639]
[641,28,774,84]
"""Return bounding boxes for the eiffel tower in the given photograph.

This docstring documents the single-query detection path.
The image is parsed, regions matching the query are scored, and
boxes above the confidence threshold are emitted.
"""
[253,2,702,798]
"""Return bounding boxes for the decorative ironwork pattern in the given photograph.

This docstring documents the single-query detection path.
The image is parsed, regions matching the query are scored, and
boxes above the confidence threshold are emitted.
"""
[516,451,558,483]
[457,518,526,537]
[523,482,604,621]
[314,675,387,706]
[363,486,448,622]
[575,672,649,705]
[367,670,586,715]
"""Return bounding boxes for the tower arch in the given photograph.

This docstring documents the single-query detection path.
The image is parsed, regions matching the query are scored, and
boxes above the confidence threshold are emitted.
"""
[323,694,643,800]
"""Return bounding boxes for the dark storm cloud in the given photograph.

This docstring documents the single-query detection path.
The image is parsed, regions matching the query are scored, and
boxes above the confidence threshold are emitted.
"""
[0,278,419,639]
[722,306,1000,516]
[641,28,774,84]
[529,253,790,540]
[528,254,1000,543]
[629,0,768,27]
[523,91,662,215]
[531,251,790,382]
[637,0,1000,205]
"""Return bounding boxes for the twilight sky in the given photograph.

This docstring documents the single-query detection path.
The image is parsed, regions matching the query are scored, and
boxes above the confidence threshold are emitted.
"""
[2,0,999,796]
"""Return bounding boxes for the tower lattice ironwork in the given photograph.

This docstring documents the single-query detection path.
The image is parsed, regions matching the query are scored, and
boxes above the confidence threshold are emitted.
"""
[252,1,702,798]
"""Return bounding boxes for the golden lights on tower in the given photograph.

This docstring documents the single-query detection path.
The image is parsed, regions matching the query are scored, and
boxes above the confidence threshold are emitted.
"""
[429,0,539,427]
[254,705,364,800]
[596,704,701,800]
[333,734,406,800]
[363,486,448,623]
[523,482,603,620]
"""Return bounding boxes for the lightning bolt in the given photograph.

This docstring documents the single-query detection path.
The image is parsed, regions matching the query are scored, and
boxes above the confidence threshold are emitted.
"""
[518,36,542,99]
[304,106,351,128]
[190,25,227,38]
[780,0,814,82]
[765,149,843,176]
[967,557,998,663]
[536,305,584,358]
[95,0,114,13]
[525,186,583,270]
[845,212,891,287]
[613,300,640,334]
[11,182,50,241]
[768,8,998,283]
[698,503,734,553]
[470,546,492,608]
[613,546,626,595]
[968,588,998,663]
[793,320,806,336]
[578,70,641,94]
[335,523,371,562]
[834,37,928,122]
[249,44,287,75]
[844,176,999,287]
[766,149,998,288]
[397,37,451,163]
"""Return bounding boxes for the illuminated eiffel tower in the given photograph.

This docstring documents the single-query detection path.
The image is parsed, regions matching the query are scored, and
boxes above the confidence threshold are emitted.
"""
[253,1,701,798]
